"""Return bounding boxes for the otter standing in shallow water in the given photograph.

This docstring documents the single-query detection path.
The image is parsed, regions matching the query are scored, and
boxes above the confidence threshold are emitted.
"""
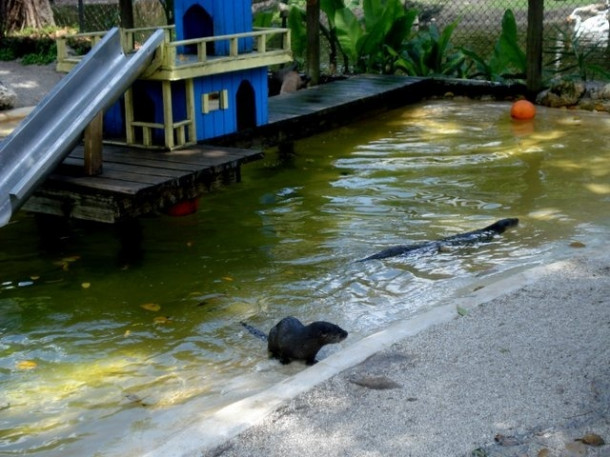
[241,317,348,365]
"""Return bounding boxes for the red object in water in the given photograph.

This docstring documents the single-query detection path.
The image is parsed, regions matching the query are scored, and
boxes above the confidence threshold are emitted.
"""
[510,100,536,120]
[166,198,199,217]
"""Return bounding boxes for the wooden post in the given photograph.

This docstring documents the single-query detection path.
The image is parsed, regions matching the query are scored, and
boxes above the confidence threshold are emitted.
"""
[526,0,544,95]
[162,80,174,149]
[185,78,196,144]
[83,111,104,176]
[124,88,135,145]
[306,0,320,86]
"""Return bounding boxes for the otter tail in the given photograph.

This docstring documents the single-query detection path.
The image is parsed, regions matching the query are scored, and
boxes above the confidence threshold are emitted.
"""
[240,322,268,341]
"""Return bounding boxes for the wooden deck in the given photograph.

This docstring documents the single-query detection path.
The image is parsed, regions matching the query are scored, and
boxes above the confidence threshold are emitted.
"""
[21,75,522,223]
[212,74,428,147]
[23,144,262,223]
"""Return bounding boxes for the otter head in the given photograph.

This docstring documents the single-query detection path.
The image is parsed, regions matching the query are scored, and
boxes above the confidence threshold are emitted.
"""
[314,322,348,344]
[490,217,519,234]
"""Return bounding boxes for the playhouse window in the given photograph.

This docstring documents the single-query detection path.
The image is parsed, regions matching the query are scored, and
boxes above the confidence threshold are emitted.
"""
[202,90,229,113]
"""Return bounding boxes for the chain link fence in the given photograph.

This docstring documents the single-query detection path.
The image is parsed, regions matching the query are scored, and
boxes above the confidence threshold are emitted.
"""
[52,0,166,31]
[51,0,610,76]
[410,0,609,78]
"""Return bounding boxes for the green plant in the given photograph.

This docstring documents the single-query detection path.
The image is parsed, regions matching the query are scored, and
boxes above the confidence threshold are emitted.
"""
[0,33,58,63]
[546,26,610,81]
[333,0,418,73]
[462,9,526,82]
[0,47,16,61]
[389,19,467,77]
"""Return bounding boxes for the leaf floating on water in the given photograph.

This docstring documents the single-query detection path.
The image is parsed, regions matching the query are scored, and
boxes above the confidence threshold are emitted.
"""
[222,276,234,282]
[124,393,148,407]
[575,433,605,446]
[54,256,81,271]
[141,303,161,312]
[30,275,40,280]
[569,241,586,248]
[54,261,70,271]
[537,449,550,457]
[16,360,37,370]
[81,282,91,289]
[123,330,131,337]
[153,316,171,324]
[194,293,227,307]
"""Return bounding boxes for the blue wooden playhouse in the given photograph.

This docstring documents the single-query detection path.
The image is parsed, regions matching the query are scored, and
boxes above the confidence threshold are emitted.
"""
[57,0,292,149]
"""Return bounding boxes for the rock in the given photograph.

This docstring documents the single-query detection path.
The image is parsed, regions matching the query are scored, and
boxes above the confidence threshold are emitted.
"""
[536,80,586,108]
[536,79,610,112]
[587,81,610,100]
[0,81,18,110]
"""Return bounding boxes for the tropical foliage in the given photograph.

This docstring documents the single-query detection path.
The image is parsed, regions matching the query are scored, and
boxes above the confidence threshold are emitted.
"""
[461,9,527,82]
[388,19,468,77]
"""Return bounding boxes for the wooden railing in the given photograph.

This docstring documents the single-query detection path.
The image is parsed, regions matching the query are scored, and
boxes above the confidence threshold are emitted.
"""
[163,27,291,69]
[56,26,291,73]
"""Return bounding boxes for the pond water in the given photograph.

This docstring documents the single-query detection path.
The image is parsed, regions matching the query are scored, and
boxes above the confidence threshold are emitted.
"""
[1,99,609,455]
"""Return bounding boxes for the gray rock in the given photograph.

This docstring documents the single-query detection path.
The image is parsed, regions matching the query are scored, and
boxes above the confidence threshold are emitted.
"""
[536,80,586,107]
[0,81,18,110]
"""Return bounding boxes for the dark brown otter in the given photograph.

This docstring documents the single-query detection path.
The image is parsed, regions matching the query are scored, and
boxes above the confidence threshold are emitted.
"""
[358,217,519,261]
[241,317,348,365]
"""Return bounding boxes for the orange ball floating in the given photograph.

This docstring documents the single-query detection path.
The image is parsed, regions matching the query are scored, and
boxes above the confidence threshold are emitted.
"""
[510,100,536,120]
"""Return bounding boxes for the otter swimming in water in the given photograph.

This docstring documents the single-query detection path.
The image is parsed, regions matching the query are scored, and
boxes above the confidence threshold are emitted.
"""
[241,316,348,365]
[358,218,519,262]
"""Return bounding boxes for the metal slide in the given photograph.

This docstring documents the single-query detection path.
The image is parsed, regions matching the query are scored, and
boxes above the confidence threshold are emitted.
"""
[0,27,165,227]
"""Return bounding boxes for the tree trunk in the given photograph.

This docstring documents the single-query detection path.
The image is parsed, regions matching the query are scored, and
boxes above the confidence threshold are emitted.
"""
[119,0,134,29]
[526,0,544,95]
[306,0,320,85]
[2,0,55,33]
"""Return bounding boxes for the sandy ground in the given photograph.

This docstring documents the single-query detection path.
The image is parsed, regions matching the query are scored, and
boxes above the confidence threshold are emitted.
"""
[0,60,63,108]
[0,60,64,137]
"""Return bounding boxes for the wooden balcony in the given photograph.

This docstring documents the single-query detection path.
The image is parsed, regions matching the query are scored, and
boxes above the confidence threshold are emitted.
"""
[56,26,293,80]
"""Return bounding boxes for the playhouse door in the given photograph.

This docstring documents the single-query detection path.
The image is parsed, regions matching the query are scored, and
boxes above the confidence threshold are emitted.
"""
[236,81,256,131]
[183,5,214,55]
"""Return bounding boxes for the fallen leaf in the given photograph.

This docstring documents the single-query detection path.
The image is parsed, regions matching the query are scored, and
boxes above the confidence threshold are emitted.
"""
[30,276,40,280]
[575,433,605,446]
[62,256,81,263]
[457,306,468,317]
[81,282,91,289]
[16,360,37,370]
[494,434,520,446]
[123,330,131,337]
[348,375,401,390]
[222,276,234,282]
[569,241,586,248]
[140,303,161,312]
[537,449,550,457]
[153,316,171,324]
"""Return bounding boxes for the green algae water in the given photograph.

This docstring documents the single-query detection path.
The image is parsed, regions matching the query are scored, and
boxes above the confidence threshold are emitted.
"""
[1,100,609,455]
